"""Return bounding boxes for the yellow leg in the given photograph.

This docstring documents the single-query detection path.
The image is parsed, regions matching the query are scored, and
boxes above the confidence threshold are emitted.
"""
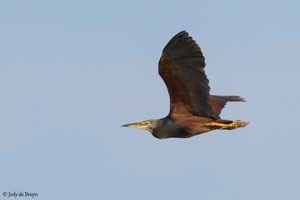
[205,120,248,130]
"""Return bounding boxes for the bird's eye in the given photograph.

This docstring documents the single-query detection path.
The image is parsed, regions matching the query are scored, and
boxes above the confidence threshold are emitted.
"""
[141,121,149,125]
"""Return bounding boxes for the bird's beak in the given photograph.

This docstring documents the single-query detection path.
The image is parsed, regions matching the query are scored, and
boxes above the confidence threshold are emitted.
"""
[122,121,150,131]
[122,122,141,128]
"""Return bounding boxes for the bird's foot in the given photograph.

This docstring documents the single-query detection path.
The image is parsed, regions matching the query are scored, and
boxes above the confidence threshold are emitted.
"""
[228,121,249,129]
[205,120,248,130]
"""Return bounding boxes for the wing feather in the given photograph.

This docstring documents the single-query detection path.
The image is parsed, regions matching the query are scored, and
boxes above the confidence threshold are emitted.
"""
[159,31,212,117]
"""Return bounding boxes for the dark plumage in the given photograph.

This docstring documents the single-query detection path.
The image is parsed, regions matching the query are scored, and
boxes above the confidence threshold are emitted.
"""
[123,31,248,139]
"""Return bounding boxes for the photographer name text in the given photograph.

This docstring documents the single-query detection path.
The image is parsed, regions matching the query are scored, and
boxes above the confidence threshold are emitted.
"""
[2,191,38,198]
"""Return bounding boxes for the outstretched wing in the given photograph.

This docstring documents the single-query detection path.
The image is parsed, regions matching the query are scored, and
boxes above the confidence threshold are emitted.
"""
[159,31,212,117]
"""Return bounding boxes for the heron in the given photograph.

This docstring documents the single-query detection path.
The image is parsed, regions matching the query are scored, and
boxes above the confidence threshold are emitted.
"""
[122,31,248,139]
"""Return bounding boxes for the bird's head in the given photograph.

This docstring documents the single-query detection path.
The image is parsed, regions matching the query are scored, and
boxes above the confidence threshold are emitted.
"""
[122,119,158,133]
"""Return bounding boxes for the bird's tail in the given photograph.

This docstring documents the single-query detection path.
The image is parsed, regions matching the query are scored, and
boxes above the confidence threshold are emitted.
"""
[210,95,245,119]
[211,95,245,102]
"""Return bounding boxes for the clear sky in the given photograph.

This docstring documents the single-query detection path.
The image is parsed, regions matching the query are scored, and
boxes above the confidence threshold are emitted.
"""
[1,0,300,199]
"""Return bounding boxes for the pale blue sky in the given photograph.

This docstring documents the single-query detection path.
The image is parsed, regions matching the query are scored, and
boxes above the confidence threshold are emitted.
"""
[1,0,300,199]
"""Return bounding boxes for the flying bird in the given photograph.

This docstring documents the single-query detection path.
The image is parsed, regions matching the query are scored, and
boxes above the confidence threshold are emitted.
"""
[122,31,248,139]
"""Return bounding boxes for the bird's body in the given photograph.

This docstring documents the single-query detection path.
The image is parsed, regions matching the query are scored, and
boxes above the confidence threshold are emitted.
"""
[123,31,248,139]
[151,115,212,139]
